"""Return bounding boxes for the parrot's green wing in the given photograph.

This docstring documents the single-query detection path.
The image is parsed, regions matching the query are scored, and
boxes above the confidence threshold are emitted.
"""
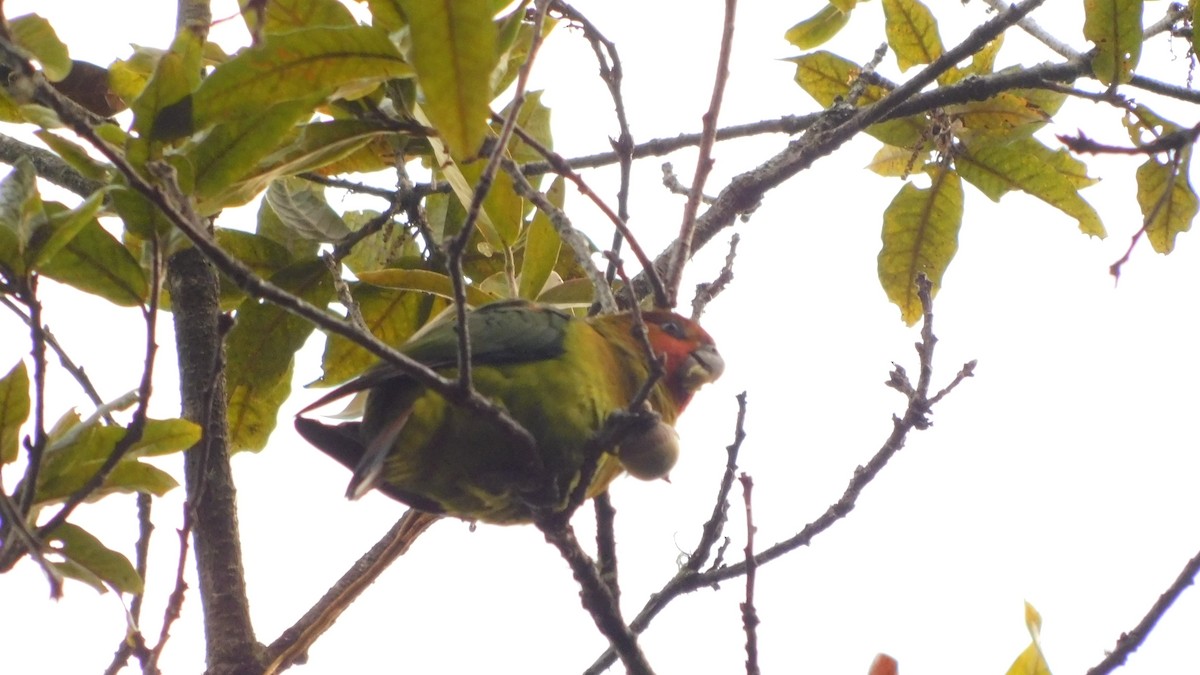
[298,300,578,501]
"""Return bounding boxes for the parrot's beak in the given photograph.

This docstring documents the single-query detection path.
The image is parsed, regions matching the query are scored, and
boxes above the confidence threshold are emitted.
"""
[682,343,724,391]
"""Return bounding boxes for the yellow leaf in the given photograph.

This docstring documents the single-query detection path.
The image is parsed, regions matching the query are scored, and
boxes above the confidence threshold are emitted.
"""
[1136,156,1198,254]
[866,144,927,177]
[789,51,925,146]
[882,0,943,71]
[950,92,1050,144]
[1084,0,1144,85]
[357,268,501,307]
[877,166,963,325]
[956,138,1105,237]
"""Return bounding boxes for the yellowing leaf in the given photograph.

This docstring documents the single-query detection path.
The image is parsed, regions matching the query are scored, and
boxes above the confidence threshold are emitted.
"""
[518,175,564,299]
[950,92,1050,145]
[38,211,148,306]
[399,0,498,159]
[1084,0,1144,85]
[240,0,356,36]
[316,287,439,386]
[47,523,143,594]
[0,361,29,465]
[192,26,413,133]
[1136,157,1198,254]
[226,260,333,452]
[133,28,203,139]
[785,4,852,50]
[357,268,501,307]
[866,144,927,177]
[877,166,963,325]
[882,0,943,72]
[10,14,72,82]
[789,51,924,147]
[956,138,1105,237]
[1006,601,1052,675]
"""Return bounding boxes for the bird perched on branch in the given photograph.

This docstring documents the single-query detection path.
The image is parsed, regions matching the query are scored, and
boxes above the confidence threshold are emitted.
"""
[295,300,724,524]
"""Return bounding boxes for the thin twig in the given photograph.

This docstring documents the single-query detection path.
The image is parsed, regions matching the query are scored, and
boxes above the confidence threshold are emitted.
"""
[588,279,974,673]
[739,473,760,675]
[263,510,441,674]
[691,234,739,321]
[666,0,738,307]
[145,508,194,675]
[1086,544,1200,675]
[537,515,653,675]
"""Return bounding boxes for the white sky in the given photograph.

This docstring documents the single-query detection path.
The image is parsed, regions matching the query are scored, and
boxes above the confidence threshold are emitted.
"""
[2,2,1200,674]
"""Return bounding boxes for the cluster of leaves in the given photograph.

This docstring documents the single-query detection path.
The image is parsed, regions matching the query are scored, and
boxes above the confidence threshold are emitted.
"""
[0,0,600,594]
[786,0,1198,323]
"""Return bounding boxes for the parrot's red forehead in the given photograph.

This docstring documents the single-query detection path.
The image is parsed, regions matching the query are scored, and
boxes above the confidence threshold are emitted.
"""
[640,310,714,346]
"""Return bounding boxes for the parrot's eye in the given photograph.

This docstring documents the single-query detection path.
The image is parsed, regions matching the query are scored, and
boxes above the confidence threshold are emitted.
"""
[659,319,686,339]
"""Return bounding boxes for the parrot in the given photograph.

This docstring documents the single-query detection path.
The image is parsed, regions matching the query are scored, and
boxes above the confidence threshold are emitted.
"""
[294,299,724,525]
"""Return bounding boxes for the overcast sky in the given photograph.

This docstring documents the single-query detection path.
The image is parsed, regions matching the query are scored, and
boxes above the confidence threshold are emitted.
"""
[3,2,1200,674]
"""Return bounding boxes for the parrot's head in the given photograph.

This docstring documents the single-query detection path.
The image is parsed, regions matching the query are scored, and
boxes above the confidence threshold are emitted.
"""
[639,310,724,412]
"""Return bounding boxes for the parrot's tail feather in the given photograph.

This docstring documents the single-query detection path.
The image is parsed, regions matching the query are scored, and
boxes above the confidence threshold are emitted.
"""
[348,407,414,500]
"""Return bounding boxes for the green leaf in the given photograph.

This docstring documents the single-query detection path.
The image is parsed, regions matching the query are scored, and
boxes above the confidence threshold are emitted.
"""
[39,211,148,306]
[1193,0,1200,60]
[257,194,319,260]
[132,28,204,139]
[342,211,421,275]
[956,137,1105,237]
[492,8,553,95]
[0,157,44,277]
[33,130,112,183]
[785,4,852,50]
[265,177,352,241]
[30,188,110,271]
[535,276,595,307]
[365,0,406,31]
[1084,0,1144,85]
[316,287,438,386]
[240,0,356,36]
[202,119,397,212]
[357,268,501,306]
[188,98,318,211]
[1137,156,1198,254]
[881,0,942,72]
[46,523,143,594]
[35,420,186,505]
[192,26,413,134]
[214,228,295,309]
[789,51,924,147]
[518,175,563,299]
[226,260,333,452]
[0,361,30,465]
[216,229,294,277]
[877,166,963,325]
[499,90,553,166]
[109,181,175,241]
[399,0,498,159]
[10,14,72,82]
[129,418,203,457]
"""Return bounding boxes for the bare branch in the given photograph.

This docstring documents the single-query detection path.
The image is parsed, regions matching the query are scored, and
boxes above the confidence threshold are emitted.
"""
[1086,545,1200,675]
[263,511,441,674]
[666,0,738,306]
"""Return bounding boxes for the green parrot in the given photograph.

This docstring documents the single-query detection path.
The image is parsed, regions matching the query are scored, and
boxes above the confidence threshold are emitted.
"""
[295,300,724,524]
